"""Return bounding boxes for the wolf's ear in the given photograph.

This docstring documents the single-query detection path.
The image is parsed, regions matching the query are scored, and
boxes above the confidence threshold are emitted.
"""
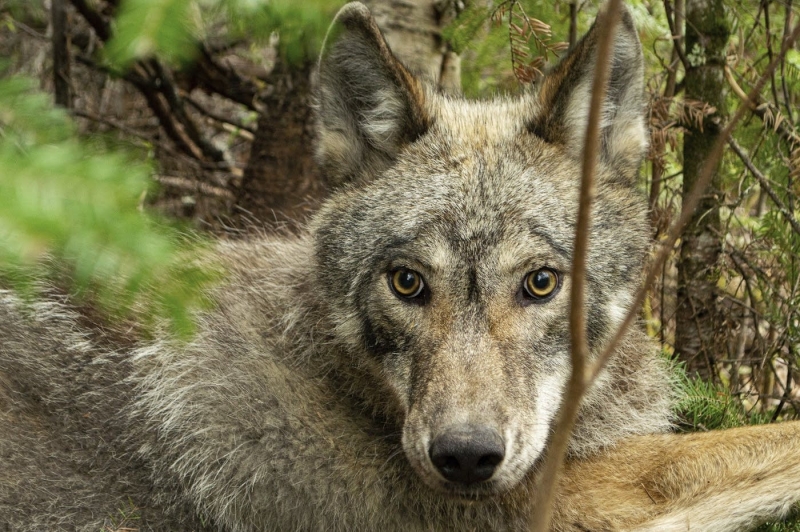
[316,2,430,187]
[529,7,647,183]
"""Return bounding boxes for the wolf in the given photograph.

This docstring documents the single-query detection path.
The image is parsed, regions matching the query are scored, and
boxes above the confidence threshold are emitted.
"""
[0,2,798,531]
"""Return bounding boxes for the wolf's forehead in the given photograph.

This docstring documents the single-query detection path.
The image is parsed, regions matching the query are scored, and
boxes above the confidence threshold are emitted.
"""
[427,94,534,143]
[387,178,575,270]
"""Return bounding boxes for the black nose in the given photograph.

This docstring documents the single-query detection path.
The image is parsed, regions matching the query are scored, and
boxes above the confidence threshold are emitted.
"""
[429,426,505,484]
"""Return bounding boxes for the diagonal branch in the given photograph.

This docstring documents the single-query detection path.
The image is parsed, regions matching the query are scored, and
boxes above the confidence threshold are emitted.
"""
[68,0,238,163]
[586,19,800,388]
[69,0,111,41]
[663,0,690,72]
[728,138,800,238]
[724,64,800,147]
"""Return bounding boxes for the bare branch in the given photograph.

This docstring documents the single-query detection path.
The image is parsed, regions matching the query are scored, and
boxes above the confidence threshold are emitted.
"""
[183,94,257,136]
[724,64,800,147]
[154,175,235,200]
[68,0,111,41]
[663,0,690,72]
[528,0,623,529]
[728,138,800,238]
[146,59,226,163]
[781,0,795,123]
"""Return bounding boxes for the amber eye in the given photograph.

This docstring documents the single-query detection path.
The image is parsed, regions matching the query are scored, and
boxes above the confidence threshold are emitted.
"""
[390,268,425,299]
[523,269,559,300]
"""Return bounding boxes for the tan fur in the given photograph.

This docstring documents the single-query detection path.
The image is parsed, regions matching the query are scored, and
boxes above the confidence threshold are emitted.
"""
[555,422,800,531]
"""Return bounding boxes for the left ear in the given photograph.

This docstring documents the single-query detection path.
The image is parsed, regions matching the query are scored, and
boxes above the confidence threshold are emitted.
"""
[529,6,647,183]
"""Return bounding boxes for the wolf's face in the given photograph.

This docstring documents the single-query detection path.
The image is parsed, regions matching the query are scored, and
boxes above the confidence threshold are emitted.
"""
[312,3,648,498]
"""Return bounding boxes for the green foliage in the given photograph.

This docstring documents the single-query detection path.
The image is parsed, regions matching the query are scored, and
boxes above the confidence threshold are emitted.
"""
[442,0,671,97]
[0,0,47,26]
[0,72,219,337]
[442,5,492,56]
[675,364,800,530]
[106,0,342,68]
[443,0,576,96]
[222,0,341,65]
[675,363,752,430]
[756,504,800,532]
[106,0,198,67]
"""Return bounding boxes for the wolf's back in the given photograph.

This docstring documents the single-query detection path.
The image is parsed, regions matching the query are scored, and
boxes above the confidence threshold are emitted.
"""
[0,292,210,531]
[0,293,121,529]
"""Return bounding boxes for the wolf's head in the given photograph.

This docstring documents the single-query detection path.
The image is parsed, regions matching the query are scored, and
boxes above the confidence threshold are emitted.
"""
[310,2,650,498]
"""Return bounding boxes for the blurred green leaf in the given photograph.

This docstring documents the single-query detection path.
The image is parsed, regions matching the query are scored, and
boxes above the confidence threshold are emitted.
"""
[0,73,219,338]
[106,0,197,68]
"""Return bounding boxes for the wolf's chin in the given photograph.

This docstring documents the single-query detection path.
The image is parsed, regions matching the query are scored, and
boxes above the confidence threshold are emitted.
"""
[422,476,510,500]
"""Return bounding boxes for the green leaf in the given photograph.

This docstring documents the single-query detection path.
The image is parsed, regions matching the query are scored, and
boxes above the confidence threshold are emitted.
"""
[106,0,197,68]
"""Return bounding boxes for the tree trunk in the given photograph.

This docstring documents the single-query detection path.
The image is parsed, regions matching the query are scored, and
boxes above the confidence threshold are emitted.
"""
[236,0,461,228]
[235,62,325,227]
[52,0,72,108]
[675,0,730,377]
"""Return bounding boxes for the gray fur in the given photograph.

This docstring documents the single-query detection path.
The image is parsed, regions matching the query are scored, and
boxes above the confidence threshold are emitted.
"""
[0,3,673,530]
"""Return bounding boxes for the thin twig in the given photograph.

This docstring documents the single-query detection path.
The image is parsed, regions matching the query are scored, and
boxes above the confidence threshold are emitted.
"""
[52,0,73,108]
[73,109,231,172]
[528,1,623,530]
[728,138,800,237]
[69,0,111,41]
[663,0,690,72]
[147,59,226,163]
[782,0,795,123]
[724,65,800,147]
[154,175,235,200]
[762,0,782,108]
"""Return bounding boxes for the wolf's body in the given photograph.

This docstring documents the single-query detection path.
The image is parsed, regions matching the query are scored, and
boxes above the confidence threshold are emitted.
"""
[1,3,798,531]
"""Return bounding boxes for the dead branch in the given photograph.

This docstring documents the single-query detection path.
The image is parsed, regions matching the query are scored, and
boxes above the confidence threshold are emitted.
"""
[728,138,800,238]
[68,0,111,41]
[52,0,72,108]
[72,109,232,173]
[724,64,800,147]
[663,0,689,73]
[68,0,236,165]
[781,0,795,123]
[154,175,235,200]
[190,47,264,112]
[146,59,226,163]
[183,94,257,136]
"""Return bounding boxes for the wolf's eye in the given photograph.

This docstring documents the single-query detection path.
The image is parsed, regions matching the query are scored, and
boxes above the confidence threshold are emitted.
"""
[523,269,559,300]
[390,268,425,300]
[389,268,425,299]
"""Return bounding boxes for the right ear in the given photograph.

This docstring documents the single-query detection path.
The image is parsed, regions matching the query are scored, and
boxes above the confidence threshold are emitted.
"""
[316,2,431,187]
[528,6,647,184]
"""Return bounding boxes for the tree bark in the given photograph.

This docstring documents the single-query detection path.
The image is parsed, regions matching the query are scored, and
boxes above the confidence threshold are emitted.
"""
[675,0,730,377]
[236,62,325,227]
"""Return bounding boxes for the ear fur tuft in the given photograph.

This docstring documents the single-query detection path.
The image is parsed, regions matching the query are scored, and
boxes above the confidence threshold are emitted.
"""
[316,2,430,188]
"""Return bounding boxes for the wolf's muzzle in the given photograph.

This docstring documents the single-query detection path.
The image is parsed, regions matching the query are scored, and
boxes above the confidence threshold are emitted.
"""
[428,425,505,484]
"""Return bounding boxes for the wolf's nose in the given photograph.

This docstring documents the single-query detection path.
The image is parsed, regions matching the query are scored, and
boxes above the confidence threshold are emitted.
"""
[429,426,505,484]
